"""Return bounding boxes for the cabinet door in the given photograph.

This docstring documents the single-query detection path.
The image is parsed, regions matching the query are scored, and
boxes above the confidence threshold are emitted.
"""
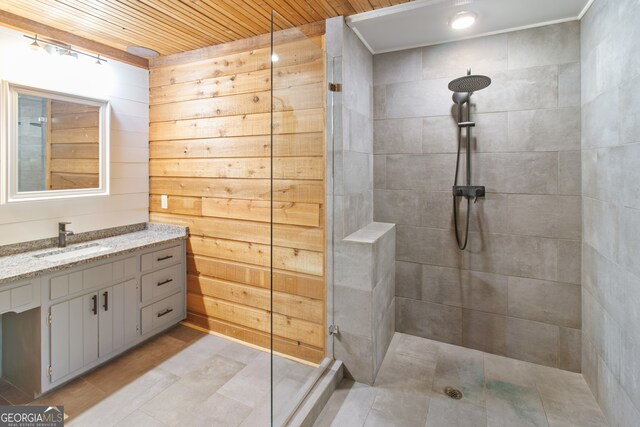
[99,280,138,357]
[83,293,99,366]
[98,287,113,357]
[49,300,70,382]
[50,294,96,383]
[68,297,84,373]
[120,279,138,347]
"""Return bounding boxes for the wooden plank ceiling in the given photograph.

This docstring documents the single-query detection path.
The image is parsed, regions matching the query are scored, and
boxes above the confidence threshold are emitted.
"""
[0,0,410,57]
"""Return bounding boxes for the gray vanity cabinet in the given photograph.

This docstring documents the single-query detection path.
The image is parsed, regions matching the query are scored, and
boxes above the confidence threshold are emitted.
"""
[1,225,187,399]
[49,279,139,383]
[34,240,186,395]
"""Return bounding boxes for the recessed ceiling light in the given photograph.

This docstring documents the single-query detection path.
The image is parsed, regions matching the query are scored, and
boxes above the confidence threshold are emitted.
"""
[449,11,477,30]
[126,46,160,58]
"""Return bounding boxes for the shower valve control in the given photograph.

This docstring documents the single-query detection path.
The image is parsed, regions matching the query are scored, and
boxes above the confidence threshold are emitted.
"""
[453,185,485,202]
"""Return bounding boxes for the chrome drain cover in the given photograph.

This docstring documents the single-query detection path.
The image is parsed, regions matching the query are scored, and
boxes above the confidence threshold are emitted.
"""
[443,386,463,400]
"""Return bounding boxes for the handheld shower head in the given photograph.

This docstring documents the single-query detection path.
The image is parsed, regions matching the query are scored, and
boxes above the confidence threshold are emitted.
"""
[452,91,471,105]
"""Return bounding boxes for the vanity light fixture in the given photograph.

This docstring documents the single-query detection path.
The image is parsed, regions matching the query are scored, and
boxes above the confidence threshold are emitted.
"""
[24,34,107,64]
[271,53,279,62]
[60,48,79,60]
[29,34,40,50]
[449,11,477,30]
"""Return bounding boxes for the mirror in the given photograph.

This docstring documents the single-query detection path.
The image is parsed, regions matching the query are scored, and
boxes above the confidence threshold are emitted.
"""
[5,83,109,201]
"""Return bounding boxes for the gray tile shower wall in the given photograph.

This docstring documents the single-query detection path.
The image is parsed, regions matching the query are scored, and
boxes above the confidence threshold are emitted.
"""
[327,17,396,385]
[373,21,582,371]
[581,0,640,425]
[332,17,374,240]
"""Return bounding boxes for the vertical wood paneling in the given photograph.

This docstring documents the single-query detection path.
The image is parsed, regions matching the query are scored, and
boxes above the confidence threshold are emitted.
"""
[149,32,326,363]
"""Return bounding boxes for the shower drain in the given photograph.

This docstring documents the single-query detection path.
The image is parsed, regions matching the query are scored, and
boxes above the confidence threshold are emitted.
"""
[443,386,463,400]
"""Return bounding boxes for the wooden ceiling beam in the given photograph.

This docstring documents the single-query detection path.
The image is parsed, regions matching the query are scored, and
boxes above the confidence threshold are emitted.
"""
[0,8,148,69]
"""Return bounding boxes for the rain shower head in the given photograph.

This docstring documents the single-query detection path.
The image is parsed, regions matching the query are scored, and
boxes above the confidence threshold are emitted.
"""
[448,74,491,93]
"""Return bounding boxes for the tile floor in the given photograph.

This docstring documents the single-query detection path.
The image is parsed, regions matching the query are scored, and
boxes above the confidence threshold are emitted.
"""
[315,333,608,427]
[1,327,609,426]
[0,324,316,426]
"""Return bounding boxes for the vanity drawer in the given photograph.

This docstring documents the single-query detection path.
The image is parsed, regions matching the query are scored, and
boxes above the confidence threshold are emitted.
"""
[141,245,182,272]
[141,264,183,303]
[0,280,40,314]
[140,292,183,334]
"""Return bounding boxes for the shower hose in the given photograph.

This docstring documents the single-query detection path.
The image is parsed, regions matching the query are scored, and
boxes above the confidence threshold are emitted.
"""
[453,106,470,251]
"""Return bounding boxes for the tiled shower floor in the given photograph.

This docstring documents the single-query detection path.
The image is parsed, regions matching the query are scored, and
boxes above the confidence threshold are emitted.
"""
[0,324,316,426]
[315,333,608,427]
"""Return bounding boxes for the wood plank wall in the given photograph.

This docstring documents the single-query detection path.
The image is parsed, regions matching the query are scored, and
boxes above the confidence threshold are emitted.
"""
[49,100,100,190]
[149,29,326,363]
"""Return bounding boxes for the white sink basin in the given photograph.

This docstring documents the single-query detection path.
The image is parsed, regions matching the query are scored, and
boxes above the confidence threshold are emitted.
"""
[35,243,112,262]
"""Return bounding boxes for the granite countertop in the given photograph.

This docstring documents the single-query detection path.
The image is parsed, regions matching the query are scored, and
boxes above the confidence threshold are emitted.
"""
[0,222,188,285]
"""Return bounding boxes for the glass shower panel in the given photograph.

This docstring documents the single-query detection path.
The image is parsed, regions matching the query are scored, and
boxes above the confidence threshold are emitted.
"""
[326,54,341,362]
[270,10,331,425]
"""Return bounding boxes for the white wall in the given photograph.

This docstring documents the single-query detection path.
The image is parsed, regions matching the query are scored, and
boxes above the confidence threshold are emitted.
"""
[0,26,149,245]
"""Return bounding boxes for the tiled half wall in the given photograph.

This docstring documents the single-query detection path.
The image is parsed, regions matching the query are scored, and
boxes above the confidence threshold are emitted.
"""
[327,17,396,385]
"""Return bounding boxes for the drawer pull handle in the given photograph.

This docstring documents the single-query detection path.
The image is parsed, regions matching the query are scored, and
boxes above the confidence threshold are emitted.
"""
[157,279,173,287]
[157,308,174,318]
[103,291,109,311]
[91,295,98,315]
[157,255,173,262]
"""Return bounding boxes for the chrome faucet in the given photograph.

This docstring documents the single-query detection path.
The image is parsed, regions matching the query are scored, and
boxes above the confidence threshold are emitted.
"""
[58,222,74,248]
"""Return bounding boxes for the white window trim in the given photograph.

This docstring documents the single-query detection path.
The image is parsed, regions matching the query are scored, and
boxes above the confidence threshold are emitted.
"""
[1,81,110,203]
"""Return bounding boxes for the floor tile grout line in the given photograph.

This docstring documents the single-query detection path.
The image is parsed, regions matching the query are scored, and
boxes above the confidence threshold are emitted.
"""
[483,353,489,427]
[533,380,553,427]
